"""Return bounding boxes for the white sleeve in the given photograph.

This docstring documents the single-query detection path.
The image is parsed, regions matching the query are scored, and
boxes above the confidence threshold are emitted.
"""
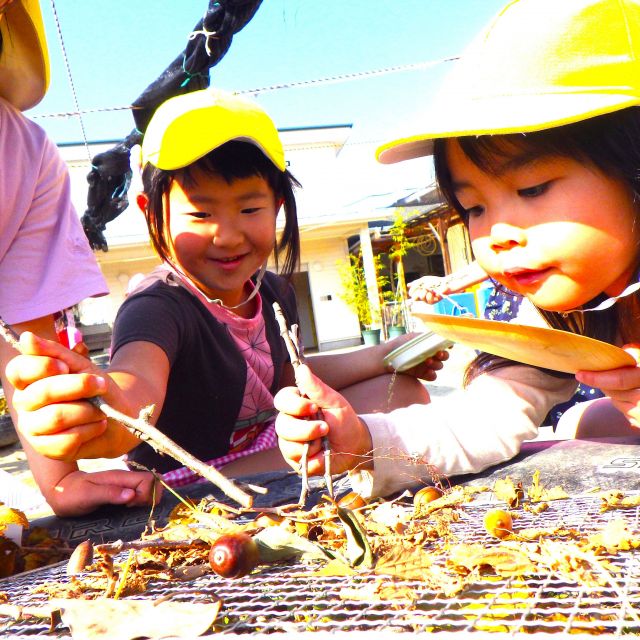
[349,365,577,497]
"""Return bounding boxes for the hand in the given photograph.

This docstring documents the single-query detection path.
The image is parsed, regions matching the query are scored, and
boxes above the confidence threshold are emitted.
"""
[48,469,163,517]
[383,332,450,381]
[575,344,640,428]
[408,275,449,303]
[274,364,373,476]
[6,332,125,461]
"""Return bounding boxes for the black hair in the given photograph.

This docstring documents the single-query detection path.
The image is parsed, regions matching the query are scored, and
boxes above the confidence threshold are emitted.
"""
[141,140,301,280]
[433,107,640,382]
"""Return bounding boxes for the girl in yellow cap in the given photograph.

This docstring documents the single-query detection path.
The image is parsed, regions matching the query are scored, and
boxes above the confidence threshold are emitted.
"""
[6,88,439,511]
[274,0,640,498]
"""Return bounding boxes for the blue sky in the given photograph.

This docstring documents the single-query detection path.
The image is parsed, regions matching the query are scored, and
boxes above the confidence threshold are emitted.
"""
[28,1,508,212]
[30,1,506,145]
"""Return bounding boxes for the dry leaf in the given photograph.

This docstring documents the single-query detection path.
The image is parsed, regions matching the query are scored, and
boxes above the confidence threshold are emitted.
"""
[527,470,568,502]
[55,599,221,640]
[448,543,537,577]
[493,477,524,508]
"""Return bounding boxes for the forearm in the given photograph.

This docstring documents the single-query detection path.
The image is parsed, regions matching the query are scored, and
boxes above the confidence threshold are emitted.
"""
[351,365,577,497]
[306,341,396,390]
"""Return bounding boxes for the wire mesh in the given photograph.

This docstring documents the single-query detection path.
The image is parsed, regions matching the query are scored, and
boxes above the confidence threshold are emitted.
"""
[1,494,640,637]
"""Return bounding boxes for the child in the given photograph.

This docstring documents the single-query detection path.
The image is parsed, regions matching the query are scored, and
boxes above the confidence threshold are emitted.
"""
[8,88,441,509]
[274,0,640,498]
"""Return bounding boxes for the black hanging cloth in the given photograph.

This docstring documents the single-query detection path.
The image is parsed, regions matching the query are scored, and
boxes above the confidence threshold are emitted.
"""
[81,0,263,251]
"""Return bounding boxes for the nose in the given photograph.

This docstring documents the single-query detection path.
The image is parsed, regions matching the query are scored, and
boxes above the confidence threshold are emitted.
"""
[488,222,527,252]
[212,217,244,248]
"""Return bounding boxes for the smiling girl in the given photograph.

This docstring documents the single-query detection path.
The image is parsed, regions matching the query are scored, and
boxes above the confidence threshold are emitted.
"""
[273,0,640,498]
[7,89,438,513]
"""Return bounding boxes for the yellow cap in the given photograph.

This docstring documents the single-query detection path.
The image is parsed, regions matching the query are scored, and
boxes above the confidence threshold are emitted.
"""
[0,0,50,111]
[141,88,286,171]
[377,0,640,164]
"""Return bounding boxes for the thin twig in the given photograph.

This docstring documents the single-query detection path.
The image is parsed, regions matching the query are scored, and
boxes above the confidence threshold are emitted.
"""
[0,317,256,508]
[95,538,208,556]
[272,303,334,502]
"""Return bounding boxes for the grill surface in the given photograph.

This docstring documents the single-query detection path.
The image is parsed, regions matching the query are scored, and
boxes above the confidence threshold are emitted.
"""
[1,494,640,638]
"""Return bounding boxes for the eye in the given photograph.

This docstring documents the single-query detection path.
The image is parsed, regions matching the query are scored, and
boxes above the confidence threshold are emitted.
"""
[462,204,485,219]
[518,181,551,198]
[241,207,263,215]
[188,211,210,219]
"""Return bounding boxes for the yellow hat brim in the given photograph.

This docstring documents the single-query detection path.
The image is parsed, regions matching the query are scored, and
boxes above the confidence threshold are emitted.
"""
[377,93,640,164]
[376,0,640,164]
[0,0,49,111]
[142,89,286,172]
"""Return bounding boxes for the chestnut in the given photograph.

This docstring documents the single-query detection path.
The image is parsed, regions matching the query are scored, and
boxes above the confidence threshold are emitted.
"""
[209,532,259,578]
[337,491,368,510]
[413,486,443,508]
[484,508,513,539]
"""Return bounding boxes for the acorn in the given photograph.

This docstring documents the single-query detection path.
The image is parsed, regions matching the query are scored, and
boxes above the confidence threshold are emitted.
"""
[337,491,368,510]
[484,508,513,539]
[413,486,444,510]
[66,540,94,576]
[209,532,259,579]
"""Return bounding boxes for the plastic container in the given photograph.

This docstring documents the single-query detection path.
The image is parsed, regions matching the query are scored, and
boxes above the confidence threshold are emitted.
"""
[383,331,454,372]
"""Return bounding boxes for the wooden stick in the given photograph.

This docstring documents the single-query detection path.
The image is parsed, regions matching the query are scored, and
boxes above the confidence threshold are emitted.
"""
[0,317,255,508]
[95,538,208,556]
[272,303,334,502]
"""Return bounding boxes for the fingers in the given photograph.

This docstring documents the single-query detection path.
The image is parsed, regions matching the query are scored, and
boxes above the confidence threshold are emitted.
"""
[90,470,164,507]
[7,332,97,390]
[12,372,108,413]
[24,421,108,461]
[273,385,318,417]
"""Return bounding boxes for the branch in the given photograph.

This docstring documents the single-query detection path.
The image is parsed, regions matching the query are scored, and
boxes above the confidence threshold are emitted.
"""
[272,303,334,502]
[0,318,256,508]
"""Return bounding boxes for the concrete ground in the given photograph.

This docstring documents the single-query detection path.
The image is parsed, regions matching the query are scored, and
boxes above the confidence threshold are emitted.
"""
[0,343,476,519]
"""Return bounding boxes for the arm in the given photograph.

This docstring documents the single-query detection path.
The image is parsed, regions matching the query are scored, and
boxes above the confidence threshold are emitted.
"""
[305,333,448,390]
[2,319,163,516]
[408,261,488,303]
[275,362,576,498]
[8,333,172,461]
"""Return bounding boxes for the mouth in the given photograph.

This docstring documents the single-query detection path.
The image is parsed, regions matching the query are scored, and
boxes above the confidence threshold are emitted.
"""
[210,254,247,269]
[502,266,553,287]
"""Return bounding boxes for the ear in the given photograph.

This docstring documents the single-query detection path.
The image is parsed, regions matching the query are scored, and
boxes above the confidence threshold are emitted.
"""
[136,192,149,214]
[276,197,285,212]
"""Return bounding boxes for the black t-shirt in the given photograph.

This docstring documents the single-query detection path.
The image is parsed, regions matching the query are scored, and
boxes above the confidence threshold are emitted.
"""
[111,271,298,473]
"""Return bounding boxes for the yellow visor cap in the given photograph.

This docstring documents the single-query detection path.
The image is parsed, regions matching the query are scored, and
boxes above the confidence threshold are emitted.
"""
[0,0,50,110]
[142,88,286,171]
[377,0,640,164]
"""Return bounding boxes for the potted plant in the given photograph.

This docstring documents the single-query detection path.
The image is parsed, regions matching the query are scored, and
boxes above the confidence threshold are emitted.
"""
[337,251,386,345]
[386,210,415,337]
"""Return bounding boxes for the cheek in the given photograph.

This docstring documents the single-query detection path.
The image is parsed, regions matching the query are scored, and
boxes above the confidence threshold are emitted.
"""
[170,230,208,261]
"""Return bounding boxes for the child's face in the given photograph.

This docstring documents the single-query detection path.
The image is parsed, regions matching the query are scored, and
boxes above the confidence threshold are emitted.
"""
[446,139,640,312]
[165,168,278,307]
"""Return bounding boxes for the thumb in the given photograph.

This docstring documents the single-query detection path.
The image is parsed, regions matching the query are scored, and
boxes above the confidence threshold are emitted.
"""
[294,363,342,408]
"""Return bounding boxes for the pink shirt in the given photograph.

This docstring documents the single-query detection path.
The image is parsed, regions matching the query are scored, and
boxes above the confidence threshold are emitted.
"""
[161,274,278,487]
[0,99,107,324]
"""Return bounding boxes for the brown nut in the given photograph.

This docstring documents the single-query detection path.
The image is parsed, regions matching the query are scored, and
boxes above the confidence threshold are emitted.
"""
[209,532,259,579]
[484,508,513,539]
[337,492,368,510]
[413,486,443,508]
[66,539,94,576]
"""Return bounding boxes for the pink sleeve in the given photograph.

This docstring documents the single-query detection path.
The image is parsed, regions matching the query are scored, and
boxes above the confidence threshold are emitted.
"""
[0,100,107,324]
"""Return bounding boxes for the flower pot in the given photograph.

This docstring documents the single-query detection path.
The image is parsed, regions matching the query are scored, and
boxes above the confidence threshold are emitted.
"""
[361,328,381,346]
[388,325,407,339]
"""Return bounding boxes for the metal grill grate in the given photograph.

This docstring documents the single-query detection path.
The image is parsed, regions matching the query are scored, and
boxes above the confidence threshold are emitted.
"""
[2,494,640,637]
